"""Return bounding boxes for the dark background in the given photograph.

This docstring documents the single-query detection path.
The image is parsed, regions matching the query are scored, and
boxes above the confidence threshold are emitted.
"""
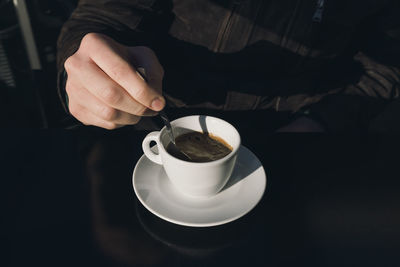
[0,0,77,128]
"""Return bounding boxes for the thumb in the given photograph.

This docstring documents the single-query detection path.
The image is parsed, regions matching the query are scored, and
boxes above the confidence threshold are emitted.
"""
[136,67,165,110]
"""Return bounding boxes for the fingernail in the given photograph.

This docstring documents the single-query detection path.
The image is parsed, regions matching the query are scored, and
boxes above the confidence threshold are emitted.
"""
[151,97,164,111]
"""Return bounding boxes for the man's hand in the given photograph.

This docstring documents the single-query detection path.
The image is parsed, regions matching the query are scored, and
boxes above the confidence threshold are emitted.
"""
[64,33,165,129]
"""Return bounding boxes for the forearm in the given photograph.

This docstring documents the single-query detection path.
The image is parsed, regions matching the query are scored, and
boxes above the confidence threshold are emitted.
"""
[305,0,400,132]
[306,51,400,132]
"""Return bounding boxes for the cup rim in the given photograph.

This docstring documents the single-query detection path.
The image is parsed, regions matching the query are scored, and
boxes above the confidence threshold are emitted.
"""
[158,115,241,166]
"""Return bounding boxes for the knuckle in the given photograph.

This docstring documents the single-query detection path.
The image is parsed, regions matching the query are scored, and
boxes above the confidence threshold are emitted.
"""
[110,63,129,82]
[104,122,118,130]
[64,80,72,95]
[65,80,77,97]
[68,102,81,118]
[64,56,83,73]
[81,33,100,47]
[63,58,71,72]
[99,106,117,121]
[64,57,74,72]
[100,87,122,105]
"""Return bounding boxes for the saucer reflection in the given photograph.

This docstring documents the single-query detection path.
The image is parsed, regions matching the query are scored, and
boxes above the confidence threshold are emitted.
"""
[135,199,255,259]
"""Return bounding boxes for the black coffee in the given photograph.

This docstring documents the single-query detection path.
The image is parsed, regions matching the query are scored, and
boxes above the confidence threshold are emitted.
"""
[166,131,232,162]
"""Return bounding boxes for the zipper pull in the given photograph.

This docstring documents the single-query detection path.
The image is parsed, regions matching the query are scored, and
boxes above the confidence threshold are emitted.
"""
[312,0,325,23]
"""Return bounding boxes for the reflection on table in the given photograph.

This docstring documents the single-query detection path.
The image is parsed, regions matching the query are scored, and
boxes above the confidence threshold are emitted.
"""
[2,126,400,266]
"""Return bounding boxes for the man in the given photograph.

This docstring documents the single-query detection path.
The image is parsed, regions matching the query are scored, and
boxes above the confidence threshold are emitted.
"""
[57,0,400,132]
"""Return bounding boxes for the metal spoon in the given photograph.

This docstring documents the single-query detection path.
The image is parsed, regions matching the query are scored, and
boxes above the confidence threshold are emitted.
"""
[135,67,191,161]
[158,110,192,161]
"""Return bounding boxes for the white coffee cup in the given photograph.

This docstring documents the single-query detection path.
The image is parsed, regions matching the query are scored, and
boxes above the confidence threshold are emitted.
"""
[142,115,241,197]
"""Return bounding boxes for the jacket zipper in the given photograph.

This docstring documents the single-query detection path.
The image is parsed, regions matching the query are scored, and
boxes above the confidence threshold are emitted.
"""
[306,0,325,54]
[213,1,241,52]
[293,0,326,86]
[312,0,325,22]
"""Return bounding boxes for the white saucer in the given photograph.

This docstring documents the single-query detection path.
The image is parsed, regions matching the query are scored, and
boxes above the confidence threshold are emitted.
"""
[132,145,267,227]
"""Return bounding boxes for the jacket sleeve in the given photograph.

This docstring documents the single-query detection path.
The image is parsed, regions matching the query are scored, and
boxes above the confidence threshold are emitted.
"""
[56,0,170,112]
[305,1,400,132]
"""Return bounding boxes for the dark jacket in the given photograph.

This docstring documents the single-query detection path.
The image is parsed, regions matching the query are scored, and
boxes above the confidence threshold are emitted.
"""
[57,0,400,131]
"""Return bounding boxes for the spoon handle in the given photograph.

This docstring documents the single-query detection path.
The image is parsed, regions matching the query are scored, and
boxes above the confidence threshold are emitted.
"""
[159,110,176,144]
[135,67,177,146]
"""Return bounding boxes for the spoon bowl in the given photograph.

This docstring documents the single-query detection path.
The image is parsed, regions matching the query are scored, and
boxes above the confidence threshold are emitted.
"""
[159,110,192,161]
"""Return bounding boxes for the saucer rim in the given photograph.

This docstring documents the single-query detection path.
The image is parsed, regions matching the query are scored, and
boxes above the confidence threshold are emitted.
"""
[133,145,267,227]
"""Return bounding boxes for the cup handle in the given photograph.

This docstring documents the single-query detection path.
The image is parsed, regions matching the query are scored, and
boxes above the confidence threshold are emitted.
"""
[142,131,163,165]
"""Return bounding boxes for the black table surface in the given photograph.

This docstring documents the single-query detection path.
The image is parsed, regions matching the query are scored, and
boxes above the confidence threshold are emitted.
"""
[1,124,400,267]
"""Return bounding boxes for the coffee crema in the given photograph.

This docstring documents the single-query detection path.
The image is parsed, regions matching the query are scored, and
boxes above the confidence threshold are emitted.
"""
[166,131,232,162]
